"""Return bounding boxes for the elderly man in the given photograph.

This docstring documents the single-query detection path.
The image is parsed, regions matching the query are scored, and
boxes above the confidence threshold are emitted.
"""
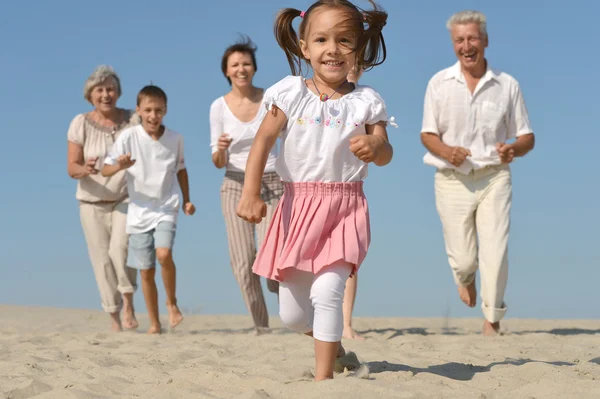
[420,10,535,335]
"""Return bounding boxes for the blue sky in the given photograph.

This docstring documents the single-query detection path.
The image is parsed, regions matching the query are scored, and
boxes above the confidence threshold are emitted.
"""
[2,0,599,321]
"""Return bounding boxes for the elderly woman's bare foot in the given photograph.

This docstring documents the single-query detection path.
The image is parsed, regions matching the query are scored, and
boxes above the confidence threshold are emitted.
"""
[122,294,138,330]
[167,303,183,329]
[109,312,123,332]
[483,321,500,336]
[343,326,365,341]
[147,324,162,334]
[458,280,477,307]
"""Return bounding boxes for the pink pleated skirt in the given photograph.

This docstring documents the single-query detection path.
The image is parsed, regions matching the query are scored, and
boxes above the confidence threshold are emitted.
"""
[252,181,371,282]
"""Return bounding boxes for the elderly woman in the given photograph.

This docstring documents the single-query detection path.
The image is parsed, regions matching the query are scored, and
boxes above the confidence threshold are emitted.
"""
[209,36,283,334]
[67,65,139,332]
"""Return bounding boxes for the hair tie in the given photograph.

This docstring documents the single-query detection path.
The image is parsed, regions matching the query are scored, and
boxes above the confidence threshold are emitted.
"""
[300,11,305,18]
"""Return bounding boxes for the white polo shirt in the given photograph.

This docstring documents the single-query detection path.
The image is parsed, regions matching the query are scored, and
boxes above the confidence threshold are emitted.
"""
[421,61,533,174]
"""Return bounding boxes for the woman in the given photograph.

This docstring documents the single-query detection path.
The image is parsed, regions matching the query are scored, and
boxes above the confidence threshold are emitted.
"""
[209,36,282,334]
[67,65,139,332]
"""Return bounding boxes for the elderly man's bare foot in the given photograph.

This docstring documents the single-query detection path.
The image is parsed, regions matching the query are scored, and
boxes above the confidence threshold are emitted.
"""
[343,326,365,341]
[167,303,183,328]
[147,325,162,334]
[483,321,500,336]
[458,281,477,307]
[122,295,138,330]
[110,312,123,332]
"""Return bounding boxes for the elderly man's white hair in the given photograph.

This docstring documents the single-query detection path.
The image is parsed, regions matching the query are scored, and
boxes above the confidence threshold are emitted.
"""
[446,10,488,38]
[83,65,122,102]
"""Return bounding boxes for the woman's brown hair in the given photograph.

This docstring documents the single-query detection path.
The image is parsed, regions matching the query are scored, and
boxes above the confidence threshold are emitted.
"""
[221,34,258,85]
[274,0,387,75]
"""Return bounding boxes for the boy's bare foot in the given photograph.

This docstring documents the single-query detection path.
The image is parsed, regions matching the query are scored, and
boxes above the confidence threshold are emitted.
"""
[122,294,138,330]
[458,280,477,307]
[167,303,183,328]
[147,325,162,334]
[343,326,365,341]
[109,312,123,332]
[483,321,500,336]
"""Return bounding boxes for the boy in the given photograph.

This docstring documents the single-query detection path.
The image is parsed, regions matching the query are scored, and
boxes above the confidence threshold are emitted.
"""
[102,85,195,334]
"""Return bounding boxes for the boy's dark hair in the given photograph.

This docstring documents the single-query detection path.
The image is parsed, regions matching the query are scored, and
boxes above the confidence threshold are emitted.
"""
[274,0,387,75]
[137,85,168,106]
[221,34,258,85]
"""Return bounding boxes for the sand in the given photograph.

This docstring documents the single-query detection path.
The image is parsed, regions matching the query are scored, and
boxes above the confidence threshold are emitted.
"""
[0,305,598,399]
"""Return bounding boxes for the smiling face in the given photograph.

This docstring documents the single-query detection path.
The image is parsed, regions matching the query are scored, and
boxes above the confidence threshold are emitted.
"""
[300,7,358,86]
[89,78,119,113]
[451,22,488,74]
[226,51,256,88]
[136,96,167,136]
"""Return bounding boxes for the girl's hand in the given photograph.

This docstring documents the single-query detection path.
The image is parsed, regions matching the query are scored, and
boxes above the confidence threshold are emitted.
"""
[236,194,267,224]
[349,135,385,163]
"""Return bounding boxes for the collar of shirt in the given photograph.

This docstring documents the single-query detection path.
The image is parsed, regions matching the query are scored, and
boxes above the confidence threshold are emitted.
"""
[444,60,501,88]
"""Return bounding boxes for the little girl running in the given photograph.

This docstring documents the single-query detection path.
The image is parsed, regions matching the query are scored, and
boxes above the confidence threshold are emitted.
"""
[236,0,392,381]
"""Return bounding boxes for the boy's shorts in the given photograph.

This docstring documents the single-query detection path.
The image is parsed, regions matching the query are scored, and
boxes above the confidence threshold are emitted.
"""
[127,221,177,270]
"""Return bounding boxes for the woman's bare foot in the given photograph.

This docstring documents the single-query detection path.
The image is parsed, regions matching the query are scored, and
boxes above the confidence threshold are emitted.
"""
[147,324,162,334]
[122,294,138,330]
[343,325,365,341]
[167,303,183,328]
[483,320,500,336]
[458,280,477,307]
[109,312,122,332]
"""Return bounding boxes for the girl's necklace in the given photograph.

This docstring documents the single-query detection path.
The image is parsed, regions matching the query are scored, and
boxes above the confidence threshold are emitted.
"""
[312,79,347,102]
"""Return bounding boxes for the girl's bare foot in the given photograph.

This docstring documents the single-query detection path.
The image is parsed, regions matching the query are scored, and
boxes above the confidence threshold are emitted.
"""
[458,280,477,307]
[109,312,122,332]
[343,325,365,341]
[167,303,183,328]
[483,320,500,336]
[334,344,361,373]
[147,324,162,334]
[122,294,138,330]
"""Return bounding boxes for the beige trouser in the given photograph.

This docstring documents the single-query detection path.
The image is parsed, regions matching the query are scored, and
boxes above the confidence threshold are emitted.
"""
[221,171,283,329]
[79,200,138,313]
[434,164,512,323]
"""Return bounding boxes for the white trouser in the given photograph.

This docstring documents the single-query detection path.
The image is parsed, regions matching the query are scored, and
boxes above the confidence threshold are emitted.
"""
[279,261,352,342]
[434,164,512,323]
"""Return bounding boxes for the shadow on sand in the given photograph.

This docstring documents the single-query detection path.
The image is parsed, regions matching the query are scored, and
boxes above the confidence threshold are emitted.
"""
[367,358,575,381]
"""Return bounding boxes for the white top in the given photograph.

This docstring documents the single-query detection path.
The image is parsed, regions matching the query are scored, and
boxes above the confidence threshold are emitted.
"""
[265,75,390,182]
[209,96,277,173]
[104,125,186,234]
[421,61,533,175]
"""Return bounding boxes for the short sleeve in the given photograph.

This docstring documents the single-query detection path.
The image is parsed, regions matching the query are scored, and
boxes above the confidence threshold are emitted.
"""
[67,114,85,145]
[263,75,304,118]
[421,80,440,135]
[209,98,223,154]
[507,81,533,139]
[104,128,131,165]
[364,88,389,125]
[177,135,186,171]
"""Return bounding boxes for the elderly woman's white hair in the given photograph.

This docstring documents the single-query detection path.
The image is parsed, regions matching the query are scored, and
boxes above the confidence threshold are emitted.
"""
[446,10,488,38]
[83,65,122,102]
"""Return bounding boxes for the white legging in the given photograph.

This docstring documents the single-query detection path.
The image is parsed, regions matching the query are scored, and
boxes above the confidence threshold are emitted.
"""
[279,261,352,342]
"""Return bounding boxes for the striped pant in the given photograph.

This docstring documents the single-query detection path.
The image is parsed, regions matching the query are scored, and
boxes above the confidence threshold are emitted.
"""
[221,171,283,329]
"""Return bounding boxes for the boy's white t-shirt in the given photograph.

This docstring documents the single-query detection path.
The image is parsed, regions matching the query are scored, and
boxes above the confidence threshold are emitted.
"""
[263,75,390,182]
[104,125,186,234]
